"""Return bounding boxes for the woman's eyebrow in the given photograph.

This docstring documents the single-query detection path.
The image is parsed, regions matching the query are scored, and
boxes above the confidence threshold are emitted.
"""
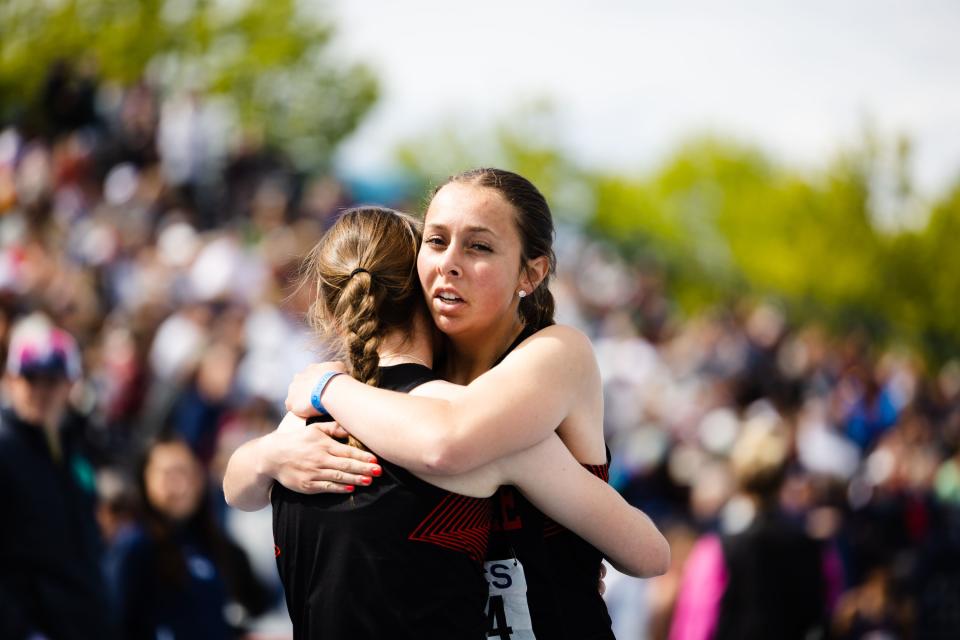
[465,225,495,235]
[424,223,496,236]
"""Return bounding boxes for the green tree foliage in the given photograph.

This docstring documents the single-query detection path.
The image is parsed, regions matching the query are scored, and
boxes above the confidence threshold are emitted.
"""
[0,0,377,170]
[592,136,959,360]
[398,113,959,361]
[393,100,590,218]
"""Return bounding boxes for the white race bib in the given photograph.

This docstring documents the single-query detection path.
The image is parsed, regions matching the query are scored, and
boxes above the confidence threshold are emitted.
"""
[484,558,537,639]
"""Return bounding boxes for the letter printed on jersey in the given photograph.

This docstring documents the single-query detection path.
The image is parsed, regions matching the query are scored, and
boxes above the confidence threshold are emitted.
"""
[484,559,535,639]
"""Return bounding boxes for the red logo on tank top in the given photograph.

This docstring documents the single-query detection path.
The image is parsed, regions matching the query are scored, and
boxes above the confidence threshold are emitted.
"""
[274,544,281,558]
[408,494,492,563]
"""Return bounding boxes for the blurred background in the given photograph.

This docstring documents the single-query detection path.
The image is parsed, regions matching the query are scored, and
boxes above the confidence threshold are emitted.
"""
[2,0,959,638]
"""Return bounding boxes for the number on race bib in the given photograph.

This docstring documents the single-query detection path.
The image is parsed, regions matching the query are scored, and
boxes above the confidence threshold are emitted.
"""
[486,595,513,639]
[484,558,535,638]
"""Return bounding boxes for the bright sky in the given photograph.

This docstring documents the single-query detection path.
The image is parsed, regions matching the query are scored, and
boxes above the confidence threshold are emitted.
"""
[327,0,960,197]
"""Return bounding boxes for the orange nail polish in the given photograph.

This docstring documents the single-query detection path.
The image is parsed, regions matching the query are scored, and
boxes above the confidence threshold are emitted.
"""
[371,466,382,477]
[345,485,355,492]
[360,476,372,485]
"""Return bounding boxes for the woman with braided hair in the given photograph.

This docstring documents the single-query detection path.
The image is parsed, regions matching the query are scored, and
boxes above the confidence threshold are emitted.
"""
[225,172,669,638]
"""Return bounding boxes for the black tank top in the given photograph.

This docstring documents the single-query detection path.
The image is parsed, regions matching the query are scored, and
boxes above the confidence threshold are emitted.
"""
[486,326,615,639]
[272,364,491,640]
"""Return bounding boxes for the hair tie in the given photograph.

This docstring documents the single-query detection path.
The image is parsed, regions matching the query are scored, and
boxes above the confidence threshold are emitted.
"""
[349,267,370,279]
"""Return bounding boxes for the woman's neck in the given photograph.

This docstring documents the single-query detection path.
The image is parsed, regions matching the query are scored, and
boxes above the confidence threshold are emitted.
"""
[443,317,527,384]
[377,316,434,369]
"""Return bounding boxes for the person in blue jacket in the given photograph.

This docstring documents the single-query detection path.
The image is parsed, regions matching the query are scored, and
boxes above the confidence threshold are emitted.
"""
[108,433,271,639]
[0,312,116,640]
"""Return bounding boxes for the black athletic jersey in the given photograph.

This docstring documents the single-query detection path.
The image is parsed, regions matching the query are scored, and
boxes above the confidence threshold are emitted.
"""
[485,326,615,640]
[272,364,491,640]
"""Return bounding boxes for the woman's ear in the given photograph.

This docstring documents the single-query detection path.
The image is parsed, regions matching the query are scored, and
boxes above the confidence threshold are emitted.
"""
[520,255,550,293]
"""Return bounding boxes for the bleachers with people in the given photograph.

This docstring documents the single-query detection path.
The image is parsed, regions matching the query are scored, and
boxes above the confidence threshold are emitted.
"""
[1,64,959,639]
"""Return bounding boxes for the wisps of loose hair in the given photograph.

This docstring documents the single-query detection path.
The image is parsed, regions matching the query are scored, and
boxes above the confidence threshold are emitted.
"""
[300,206,423,449]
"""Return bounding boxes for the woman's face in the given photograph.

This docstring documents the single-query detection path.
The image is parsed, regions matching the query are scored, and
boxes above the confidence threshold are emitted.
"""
[417,182,525,340]
[144,442,205,523]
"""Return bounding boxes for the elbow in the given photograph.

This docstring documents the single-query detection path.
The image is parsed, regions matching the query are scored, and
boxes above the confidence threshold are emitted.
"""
[222,482,248,511]
[617,529,671,579]
[223,485,237,509]
[222,468,269,512]
[640,532,672,578]
[224,489,269,513]
[419,434,473,476]
[222,474,240,508]
[223,485,245,511]
[653,534,672,576]
[221,463,250,510]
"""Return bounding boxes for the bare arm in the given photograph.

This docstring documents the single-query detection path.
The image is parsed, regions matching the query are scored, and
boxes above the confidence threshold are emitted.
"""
[222,412,381,511]
[286,325,600,475]
[496,434,670,578]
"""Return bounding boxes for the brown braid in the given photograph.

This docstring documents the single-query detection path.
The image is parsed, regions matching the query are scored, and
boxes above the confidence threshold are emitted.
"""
[337,270,384,388]
[300,207,424,451]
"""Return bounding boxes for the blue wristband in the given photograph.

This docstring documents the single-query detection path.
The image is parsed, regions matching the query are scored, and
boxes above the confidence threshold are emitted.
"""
[310,371,345,415]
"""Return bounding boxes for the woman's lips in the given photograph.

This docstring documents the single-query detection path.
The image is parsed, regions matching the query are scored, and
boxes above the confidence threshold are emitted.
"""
[433,288,465,310]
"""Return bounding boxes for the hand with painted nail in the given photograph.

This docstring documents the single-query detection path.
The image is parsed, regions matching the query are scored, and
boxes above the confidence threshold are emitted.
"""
[223,412,380,511]
[262,413,380,494]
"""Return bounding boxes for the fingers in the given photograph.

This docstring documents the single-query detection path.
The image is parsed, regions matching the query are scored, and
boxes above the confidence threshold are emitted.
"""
[315,421,350,439]
[291,459,383,493]
[329,441,379,465]
[324,456,382,482]
[302,443,380,478]
[298,480,357,495]
[328,456,382,478]
[300,468,373,490]
[599,563,607,579]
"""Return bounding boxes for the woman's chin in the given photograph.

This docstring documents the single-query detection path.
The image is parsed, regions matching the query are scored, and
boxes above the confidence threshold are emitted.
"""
[432,314,468,337]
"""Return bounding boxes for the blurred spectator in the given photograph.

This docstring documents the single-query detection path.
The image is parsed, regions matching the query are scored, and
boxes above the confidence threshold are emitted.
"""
[0,313,115,639]
[669,420,830,640]
[106,434,271,639]
[831,565,911,639]
[32,60,100,140]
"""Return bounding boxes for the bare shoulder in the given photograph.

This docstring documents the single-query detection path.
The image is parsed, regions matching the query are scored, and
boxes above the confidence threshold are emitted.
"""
[492,324,600,390]
[514,324,597,364]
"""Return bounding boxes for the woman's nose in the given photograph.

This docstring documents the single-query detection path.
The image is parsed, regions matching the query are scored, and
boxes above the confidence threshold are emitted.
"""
[437,246,462,277]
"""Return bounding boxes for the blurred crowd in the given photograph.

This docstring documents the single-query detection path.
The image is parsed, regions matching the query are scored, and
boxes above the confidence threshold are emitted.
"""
[0,64,355,639]
[557,243,960,638]
[2,64,959,639]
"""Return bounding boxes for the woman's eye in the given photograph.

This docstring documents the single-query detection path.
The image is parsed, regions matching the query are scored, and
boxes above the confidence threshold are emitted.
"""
[424,237,445,247]
[471,243,492,252]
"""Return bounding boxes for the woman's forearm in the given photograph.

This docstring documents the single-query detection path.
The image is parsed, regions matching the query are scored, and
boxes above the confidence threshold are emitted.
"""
[312,327,597,473]
[321,375,565,475]
[223,436,274,511]
[500,434,671,578]
[282,326,603,475]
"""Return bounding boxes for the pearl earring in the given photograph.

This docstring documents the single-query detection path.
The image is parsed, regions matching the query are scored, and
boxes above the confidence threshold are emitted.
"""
[517,290,527,299]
